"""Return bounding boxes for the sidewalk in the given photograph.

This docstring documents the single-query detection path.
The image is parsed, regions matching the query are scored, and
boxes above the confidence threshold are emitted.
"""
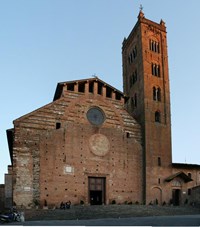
[4,215,200,226]
[23,204,199,221]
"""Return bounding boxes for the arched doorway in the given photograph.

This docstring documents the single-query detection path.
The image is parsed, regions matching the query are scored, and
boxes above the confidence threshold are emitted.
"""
[151,187,162,205]
[172,189,181,206]
[171,179,182,206]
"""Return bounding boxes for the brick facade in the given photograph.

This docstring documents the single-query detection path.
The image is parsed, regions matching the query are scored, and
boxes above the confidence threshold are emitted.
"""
[10,80,143,207]
[5,10,200,208]
[122,10,200,206]
[191,186,200,206]
[0,184,5,210]
[4,165,13,208]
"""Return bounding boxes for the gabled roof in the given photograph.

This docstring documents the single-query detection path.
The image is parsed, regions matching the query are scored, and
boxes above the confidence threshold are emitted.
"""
[165,171,193,183]
[53,77,124,101]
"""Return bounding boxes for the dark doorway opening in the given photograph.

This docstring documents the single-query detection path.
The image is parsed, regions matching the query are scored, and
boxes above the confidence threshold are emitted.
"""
[90,190,102,205]
[172,189,181,206]
[89,177,105,205]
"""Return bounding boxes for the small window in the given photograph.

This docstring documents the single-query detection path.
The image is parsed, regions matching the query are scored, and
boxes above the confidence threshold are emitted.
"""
[106,86,112,98]
[156,65,160,77]
[128,45,137,64]
[115,93,121,100]
[56,122,61,129]
[126,132,130,138]
[133,70,137,84]
[158,157,161,166]
[133,46,137,59]
[188,188,191,196]
[67,83,74,91]
[155,111,161,123]
[130,70,138,88]
[158,178,161,184]
[98,83,103,95]
[78,83,85,93]
[89,82,94,93]
[157,88,161,101]
[153,87,157,100]
[130,53,133,63]
[188,173,192,178]
[152,63,155,75]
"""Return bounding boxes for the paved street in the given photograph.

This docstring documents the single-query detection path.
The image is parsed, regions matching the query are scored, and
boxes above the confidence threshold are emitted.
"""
[4,215,200,226]
[2,205,199,226]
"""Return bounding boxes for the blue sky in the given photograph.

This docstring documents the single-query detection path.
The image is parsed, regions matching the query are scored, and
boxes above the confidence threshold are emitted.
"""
[0,0,200,183]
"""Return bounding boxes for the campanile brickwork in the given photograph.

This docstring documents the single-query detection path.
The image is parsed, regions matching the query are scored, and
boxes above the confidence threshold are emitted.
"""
[122,10,173,204]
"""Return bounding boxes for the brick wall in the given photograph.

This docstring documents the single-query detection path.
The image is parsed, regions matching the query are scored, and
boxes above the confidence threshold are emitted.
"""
[0,184,5,210]
[12,82,143,208]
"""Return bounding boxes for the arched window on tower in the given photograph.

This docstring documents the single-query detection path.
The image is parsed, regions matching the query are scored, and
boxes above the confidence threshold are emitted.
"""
[152,63,160,77]
[157,88,161,101]
[133,46,137,59]
[152,63,155,75]
[155,111,161,123]
[156,65,160,77]
[131,94,137,110]
[149,39,160,53]
[153,87,161,101]
[133,70,137,84]
[130,70,138,88]
[153,87,157,100]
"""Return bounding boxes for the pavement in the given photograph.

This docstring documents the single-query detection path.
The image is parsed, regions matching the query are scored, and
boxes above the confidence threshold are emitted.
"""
[3,215,200,226]
[23,204,200,221]
[1,205,199,226]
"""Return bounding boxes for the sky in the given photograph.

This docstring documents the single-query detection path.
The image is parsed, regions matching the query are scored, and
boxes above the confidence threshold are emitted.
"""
[0,0,200,184]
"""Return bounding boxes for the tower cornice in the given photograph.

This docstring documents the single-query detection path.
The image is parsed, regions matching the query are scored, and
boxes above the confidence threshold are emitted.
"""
[122,14,166,51]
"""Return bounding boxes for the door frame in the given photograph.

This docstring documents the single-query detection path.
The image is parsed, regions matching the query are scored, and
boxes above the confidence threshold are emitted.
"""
[172,189,181,206]
[88,177,106,205]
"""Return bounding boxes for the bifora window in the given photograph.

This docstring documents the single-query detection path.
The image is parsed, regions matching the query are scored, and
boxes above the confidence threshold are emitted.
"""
[128,45,137,64]
[152,63,160,77]
[153,87,161,101]
[87,107,105,126]
[149,39,160,53]
[130,70,138,87]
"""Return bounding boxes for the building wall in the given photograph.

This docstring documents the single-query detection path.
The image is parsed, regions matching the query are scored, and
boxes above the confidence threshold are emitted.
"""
[7,11,200,208]
[122,11,172,205]
[12,86,143,208]
[5,174,12,208]
[191,186,200,206]
[0,184,5,210]
[172,165,200,205]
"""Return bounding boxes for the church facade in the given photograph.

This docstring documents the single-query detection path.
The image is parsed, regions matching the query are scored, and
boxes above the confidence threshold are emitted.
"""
[6,10,200,208]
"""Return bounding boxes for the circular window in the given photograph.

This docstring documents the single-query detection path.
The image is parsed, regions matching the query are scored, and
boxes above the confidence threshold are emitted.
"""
[87,107,105,126]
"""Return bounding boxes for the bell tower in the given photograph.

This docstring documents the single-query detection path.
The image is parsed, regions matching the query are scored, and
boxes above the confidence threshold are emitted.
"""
[122,10,172,204]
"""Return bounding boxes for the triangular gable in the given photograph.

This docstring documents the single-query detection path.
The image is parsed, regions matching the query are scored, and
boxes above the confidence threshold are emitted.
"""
[165,171,193,183]
[53,77,124,101]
